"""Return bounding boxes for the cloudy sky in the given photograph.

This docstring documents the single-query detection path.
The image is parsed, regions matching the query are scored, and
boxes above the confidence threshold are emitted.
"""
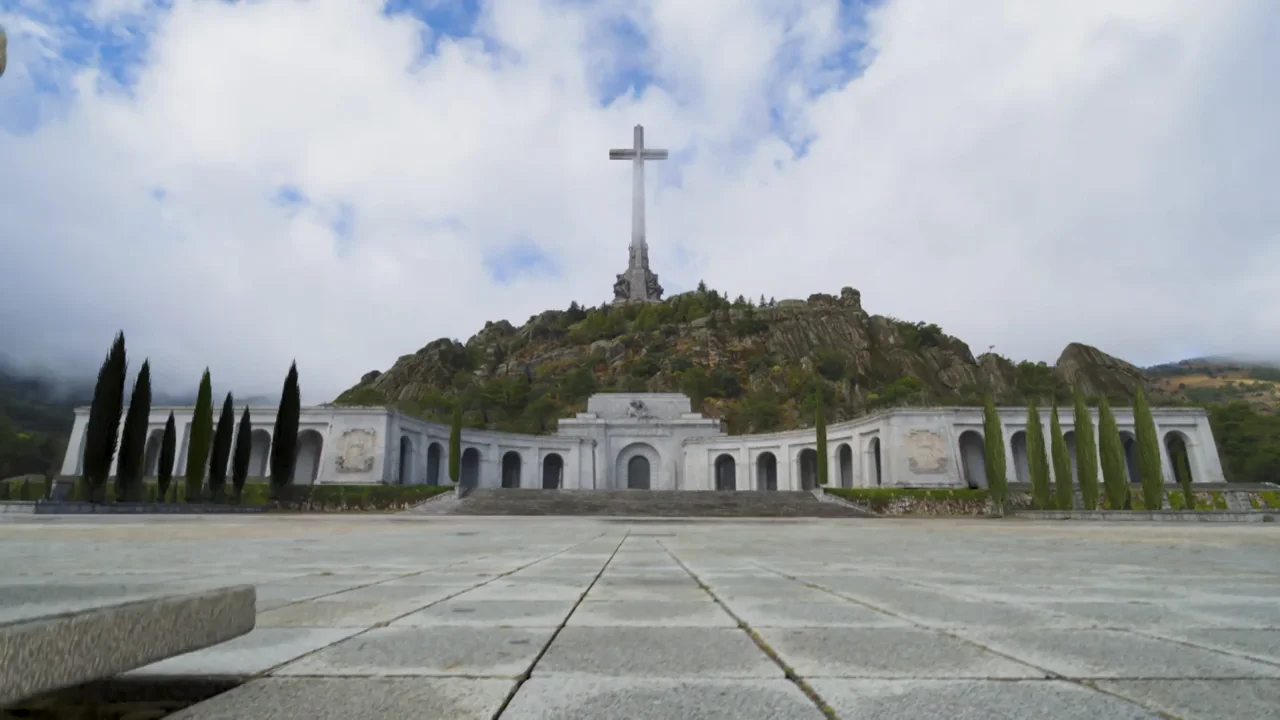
[2,0,1278,403]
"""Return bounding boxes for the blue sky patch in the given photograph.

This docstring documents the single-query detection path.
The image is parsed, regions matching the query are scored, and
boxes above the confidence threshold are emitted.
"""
[484,240,560,285]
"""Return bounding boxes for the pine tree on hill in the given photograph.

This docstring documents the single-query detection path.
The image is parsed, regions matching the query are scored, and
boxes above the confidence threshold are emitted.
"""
[185,369,214,503]
[231,406,252,504]
[270,362,301,498]
[1072,387,1100,510]
[208,392,235,503]
[982,395,1009,514]
[82,332,127,503]
[1026,403,1052,510]
[116,360,151,502]
[158,412,176,501]
[1049,403,1074,510]
[1133,386,1164,510]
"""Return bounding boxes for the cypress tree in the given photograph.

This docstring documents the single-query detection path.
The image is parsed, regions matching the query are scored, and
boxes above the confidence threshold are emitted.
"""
[448,404,462,484]
[116,360,151,502]
[1097,396,1129,510]
[82,332,127,503]
[184,369,214,502]
[1173,441,1196,510]
[815,391,829,486]
[1049,403,1073,510]
[1072,388,1100,510]
[982,395,1009,514]
[1132,386,1163,510]
[231,407,252,503]
[208,392,235,503]
[158,412,176,502]
[270,362,301,498]
[1026,404,1052,509]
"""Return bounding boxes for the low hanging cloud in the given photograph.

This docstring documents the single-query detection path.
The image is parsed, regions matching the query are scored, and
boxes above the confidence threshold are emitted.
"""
[1,0,1277,402]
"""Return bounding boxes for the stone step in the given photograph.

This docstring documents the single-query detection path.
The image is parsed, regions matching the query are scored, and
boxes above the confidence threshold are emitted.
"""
[448,489,867,517]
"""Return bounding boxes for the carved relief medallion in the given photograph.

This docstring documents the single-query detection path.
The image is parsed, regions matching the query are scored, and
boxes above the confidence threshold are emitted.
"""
[906,430,949,474]
[337,428,377,473]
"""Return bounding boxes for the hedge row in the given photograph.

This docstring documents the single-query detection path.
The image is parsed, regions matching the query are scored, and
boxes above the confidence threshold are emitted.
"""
[826,487,990,514]
[40,477,453,511]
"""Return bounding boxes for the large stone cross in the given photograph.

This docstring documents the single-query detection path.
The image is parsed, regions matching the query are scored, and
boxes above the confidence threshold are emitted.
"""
[609,125,668,259]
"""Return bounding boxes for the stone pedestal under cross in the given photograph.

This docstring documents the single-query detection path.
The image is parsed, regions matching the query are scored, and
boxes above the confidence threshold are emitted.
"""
[609,124,667,303]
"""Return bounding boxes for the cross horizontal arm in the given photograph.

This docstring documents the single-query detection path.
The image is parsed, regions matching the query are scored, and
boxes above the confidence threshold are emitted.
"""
[609,150,637,159]
[639,150,669,160]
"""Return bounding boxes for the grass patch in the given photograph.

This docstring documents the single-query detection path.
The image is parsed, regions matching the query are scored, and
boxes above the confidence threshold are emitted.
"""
[1257,491,1280,509]
[0,476,51,501]
[825,487,989,514]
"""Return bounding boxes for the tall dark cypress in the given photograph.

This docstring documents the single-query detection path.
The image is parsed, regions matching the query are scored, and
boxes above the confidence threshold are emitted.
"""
[1133,386,1164,510]
[815,391,829,486]
[115,360,152,502]
[208,392,235,503]
[185,369,214,502]
[1098,396,1129,510]
[982,395,1008,514]
[1026,404,1052,510]
[448,404,462,484]
[158,412,176,501]
[1049,404,1074,510]
[82,332,127,503]
[231,407,252,503]
[1072,388,1100,510]
[270,362,301,498]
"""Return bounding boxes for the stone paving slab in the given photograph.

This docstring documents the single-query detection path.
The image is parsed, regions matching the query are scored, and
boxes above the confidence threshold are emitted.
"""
[501,677,824,719]
[959,628,1280,678]
[757,627,1046,679]
[274,626,555,677]
[0,585,256,705]
[391,599,576,627]
[567,599,737,627]
[534,627,782,678]
[727,601,909,628]
[809,679,1160,719]
[1145,627,1280,664]
[254,599,431,628]
[167,677,514,720]
[127,627,363,676]
[1093,679,1280,720]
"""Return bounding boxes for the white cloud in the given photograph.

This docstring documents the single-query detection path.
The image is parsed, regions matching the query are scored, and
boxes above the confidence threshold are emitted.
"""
[1,0,1277,402]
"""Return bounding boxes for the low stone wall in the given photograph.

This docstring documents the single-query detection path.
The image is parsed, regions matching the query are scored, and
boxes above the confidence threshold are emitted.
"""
[0,501,36,514]
[823,488,1012,516]
[33,502,264,515]
[1017,510,1277,523]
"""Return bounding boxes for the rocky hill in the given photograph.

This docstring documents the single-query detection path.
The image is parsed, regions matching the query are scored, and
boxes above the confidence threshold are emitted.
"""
[334,286,1178,435]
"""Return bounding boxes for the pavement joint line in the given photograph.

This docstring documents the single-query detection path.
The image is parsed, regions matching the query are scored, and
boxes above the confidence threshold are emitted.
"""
[750,562,1064,681]
[658,540,840,720]
[259,553,498,614]
[1076,680,1185,720]
[253,533,612,678]
[490,531,630,719]
[1123,626,1280,669]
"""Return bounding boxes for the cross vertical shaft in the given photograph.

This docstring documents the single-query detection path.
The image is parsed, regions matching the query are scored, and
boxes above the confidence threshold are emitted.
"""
[609,124,668,303]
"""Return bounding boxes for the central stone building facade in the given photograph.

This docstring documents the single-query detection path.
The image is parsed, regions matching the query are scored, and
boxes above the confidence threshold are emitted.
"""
[59,392,1226,492]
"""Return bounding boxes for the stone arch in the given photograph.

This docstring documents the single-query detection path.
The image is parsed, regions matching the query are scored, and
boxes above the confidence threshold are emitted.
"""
[426,442,442,485]
[837,443,853,488]
[616,442,659,490]
[1119,431,1139,483]
[958,430,987,489]
[293,430,324,485]
[143,429,165,477]
[249,430,271,477]
[714,454,736,491]
[1062,430,1079,481]
[1165,430,1194,485]
[868,437,882,487]
[460,448,481,489]
[797,448,818,490]
[1010,431,1030,483]
[542,453,564,489]
[398,436,413,485]
[756,452,778,491]
[501,451,522,489]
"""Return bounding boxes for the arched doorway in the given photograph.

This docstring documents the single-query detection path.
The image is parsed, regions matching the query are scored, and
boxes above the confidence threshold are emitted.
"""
[958,430,986,489]
[398,436,413,484]
[460,448,481,489]
[542,453,564,489]
[715,454,736,491]
[1165,431,1193,486]
[293,430,324,485]
[756,452,778,491]
[837,444,853,488]
[1120,431,1139,483]
[501,451,522,488]
[426,442,442,485]
[1062,431,1079,481]
[249,430,271,477]
[868,437,882,486]
[798,449,818,490]
[627,456,651,490]
[1010,431,1029,484]
[143,429,165,477]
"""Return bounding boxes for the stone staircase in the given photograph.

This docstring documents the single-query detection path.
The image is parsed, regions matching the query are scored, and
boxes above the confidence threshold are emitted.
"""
[445,489,870,517]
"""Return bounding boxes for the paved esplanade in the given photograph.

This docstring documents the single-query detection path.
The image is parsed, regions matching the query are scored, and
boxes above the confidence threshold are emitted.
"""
[1,516,1277,719]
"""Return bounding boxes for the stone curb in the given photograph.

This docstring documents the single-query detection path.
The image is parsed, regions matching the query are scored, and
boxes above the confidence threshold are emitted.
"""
[0,585,256,705]
[1015,510,1278,523]
[0,501,37,514]
[33,502,266,515]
